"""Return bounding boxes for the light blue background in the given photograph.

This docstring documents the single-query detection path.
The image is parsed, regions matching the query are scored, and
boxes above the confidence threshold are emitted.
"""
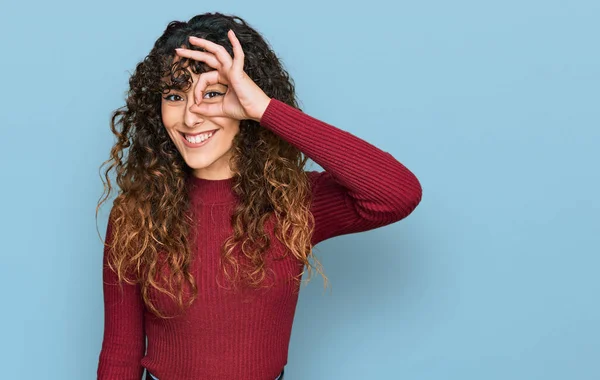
[1,1,598,379]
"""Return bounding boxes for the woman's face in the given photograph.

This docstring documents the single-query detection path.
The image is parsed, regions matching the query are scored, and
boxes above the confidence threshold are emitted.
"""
[160,56,240,180]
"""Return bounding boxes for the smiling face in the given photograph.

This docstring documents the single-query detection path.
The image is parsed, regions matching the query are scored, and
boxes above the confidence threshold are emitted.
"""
[160,57,240,180]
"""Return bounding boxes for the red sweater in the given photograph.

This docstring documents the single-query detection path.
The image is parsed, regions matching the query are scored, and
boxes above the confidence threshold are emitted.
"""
[97,99,422,379]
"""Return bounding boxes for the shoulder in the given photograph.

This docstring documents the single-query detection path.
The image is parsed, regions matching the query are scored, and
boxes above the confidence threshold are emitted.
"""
[305,170,322,185]
[305,170,332,189]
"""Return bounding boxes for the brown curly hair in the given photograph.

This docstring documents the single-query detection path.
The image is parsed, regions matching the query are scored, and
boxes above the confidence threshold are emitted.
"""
[96,12,327,319]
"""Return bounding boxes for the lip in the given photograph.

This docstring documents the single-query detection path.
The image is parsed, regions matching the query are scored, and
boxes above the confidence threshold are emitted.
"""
[179,129,218,148]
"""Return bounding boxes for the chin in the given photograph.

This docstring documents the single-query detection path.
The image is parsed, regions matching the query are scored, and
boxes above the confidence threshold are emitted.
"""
[183,152,233,177]
[184,157,216,171]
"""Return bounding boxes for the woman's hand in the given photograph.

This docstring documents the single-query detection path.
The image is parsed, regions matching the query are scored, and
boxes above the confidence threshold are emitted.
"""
[174,30,272,122]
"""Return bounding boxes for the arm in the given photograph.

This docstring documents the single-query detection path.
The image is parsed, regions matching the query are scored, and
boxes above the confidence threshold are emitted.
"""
[97,208,146,380]
[174,33,421,246]
[259,99,422,246]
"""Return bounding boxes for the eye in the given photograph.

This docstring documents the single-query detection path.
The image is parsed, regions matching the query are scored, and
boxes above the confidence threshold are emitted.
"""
[203,91,225,99]
[163,94,183,102]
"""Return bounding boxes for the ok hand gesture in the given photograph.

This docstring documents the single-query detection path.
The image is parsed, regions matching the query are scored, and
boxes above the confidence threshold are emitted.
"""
[175,30,272,122]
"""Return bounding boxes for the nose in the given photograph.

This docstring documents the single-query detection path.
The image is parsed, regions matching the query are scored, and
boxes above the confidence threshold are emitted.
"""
[183,96,204,128]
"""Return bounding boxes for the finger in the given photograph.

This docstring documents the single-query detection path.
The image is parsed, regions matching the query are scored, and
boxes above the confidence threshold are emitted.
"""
[188,36,233,70]
[194,70,226,104]
[228,30,245,73]
[190,102,223,118]
[174,49,221,70]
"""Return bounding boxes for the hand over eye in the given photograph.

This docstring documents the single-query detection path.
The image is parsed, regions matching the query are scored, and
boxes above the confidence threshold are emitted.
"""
[174,30,271,122]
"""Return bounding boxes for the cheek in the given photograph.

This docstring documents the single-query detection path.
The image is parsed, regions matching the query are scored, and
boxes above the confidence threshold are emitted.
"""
[161,105,179,130]
[211,117,240,134]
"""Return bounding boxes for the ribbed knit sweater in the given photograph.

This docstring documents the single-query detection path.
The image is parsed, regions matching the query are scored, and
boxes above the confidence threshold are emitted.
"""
[97,98,422,380]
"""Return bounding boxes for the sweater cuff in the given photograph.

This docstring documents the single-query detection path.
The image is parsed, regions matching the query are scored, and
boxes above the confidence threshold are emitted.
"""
[259,98,299,129]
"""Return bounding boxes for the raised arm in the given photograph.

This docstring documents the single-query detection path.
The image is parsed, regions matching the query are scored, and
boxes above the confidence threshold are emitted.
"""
[174,31,421,246]
[259,99,422,245]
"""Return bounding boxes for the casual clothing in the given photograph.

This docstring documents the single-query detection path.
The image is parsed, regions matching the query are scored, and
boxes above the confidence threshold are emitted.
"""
[97,98,422,379]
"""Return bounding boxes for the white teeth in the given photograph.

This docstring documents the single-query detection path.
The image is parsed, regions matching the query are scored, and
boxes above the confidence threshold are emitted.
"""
[185,131,214,144]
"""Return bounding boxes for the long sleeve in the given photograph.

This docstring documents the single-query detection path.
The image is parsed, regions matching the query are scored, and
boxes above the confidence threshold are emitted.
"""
[97,208,146,380]
[259,98,422,245]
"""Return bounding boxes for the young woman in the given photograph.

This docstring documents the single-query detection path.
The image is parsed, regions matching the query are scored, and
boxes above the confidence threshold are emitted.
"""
[96,12,422,380]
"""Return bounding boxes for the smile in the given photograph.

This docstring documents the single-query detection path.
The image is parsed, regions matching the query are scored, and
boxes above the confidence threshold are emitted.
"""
[179,129,218,148]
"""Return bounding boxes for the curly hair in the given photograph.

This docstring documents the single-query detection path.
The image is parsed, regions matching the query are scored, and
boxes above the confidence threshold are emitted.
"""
[96,12,327,319]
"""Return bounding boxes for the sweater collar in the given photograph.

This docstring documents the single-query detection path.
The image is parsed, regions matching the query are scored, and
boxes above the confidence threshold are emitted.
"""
[186,174,238,205]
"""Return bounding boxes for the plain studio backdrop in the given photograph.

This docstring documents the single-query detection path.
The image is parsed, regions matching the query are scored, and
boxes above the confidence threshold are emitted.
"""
[0,1,598,379]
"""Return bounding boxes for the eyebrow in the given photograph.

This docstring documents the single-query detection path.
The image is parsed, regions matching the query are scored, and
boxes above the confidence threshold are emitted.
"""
[159,82,229,92]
